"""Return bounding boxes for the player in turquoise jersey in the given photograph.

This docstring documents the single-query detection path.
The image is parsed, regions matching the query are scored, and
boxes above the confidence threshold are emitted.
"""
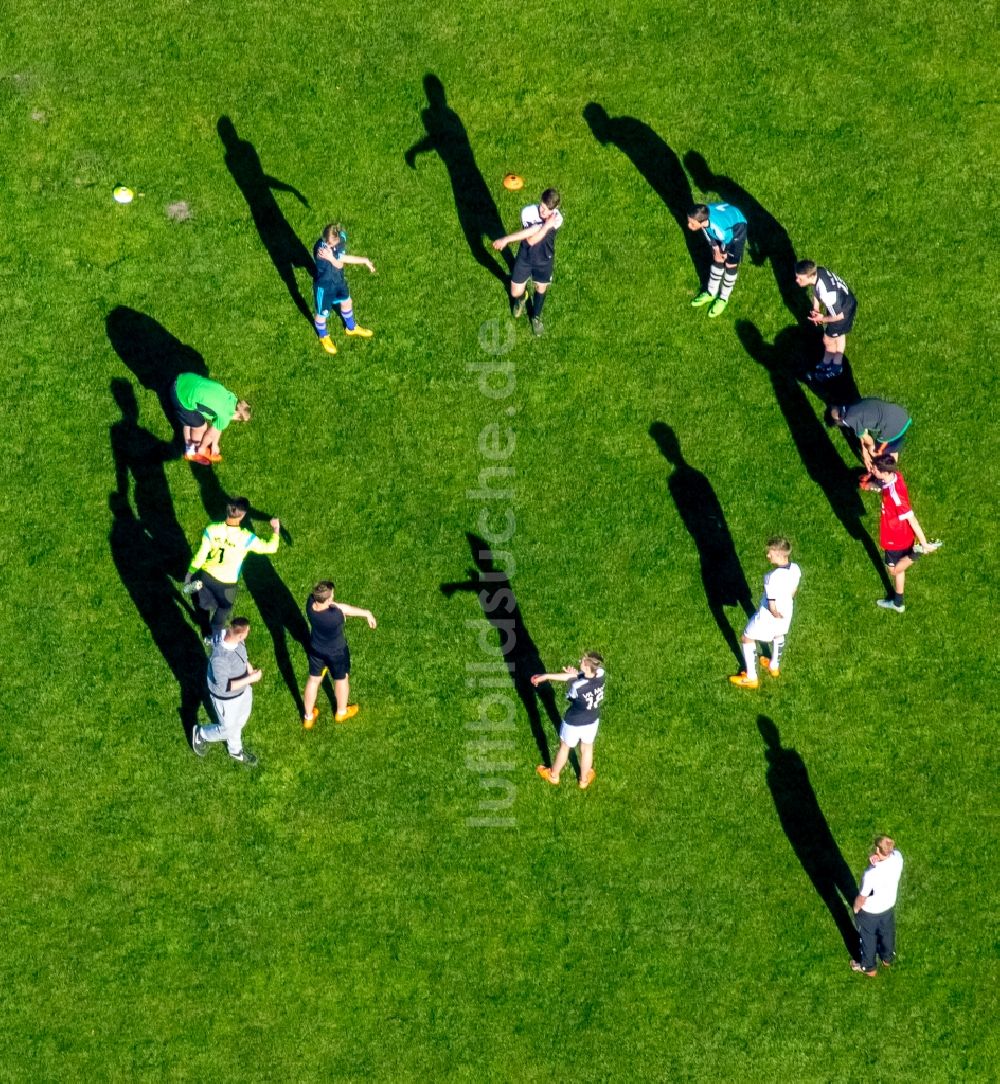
[312,223,377,355]
[185,497,281,637]
[687,202,748,318]
[171,372,251,465]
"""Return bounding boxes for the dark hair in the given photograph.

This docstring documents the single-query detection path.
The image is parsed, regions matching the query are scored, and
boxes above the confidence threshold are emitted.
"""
[871,454,898,473]
[828,405,846,426]
[227,497,250,518]
[229,617,250,632]
[312,580,336,602]
[540,188,561,210]
[766,536,792,556]
[688,204,709,223]
[794,259,817,277]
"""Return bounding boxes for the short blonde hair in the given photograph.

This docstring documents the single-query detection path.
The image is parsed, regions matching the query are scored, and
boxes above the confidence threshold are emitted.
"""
[873,835,895,857]
[582,651,604,672]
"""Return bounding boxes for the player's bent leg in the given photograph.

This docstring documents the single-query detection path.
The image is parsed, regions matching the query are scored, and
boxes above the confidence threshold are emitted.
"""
[710,262,739,317]
[510,281,528,318]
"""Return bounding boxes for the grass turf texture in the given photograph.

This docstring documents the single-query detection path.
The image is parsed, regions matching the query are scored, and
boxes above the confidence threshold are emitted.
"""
[2,0,997,1078]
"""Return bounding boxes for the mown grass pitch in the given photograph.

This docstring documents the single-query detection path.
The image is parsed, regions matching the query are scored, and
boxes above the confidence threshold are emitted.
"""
[2,1,996,1078]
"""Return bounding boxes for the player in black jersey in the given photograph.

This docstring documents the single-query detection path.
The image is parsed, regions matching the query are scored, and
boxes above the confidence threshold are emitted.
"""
[493,187,563,336]
[795,260,857,381]
[312,223,377,355]
[532,652,605,789]
[301,580,377,729]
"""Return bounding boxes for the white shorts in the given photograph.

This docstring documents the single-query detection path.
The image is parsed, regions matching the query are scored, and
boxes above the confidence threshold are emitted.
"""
[744,608,791,643]
[560,720,599,748]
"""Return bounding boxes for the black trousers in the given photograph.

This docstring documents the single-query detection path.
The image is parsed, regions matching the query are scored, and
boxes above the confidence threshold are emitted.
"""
[856,907,896,969]
[197,573,240,632]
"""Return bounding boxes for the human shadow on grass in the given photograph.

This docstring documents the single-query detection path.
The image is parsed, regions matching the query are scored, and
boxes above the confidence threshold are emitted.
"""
[584,103,707,280]
[109,379,210,744]
[684,151,809,325]
[737,321,891,592]
[106,307,207,444]
[405,74,513,287]
[649,422,753,666]
[440,532,561,766]
[190,466,309,717]
[758,715,860,958]
[218,115,315,322]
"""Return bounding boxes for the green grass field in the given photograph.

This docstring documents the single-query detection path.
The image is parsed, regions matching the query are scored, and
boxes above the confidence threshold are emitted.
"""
[3,0,997,1079]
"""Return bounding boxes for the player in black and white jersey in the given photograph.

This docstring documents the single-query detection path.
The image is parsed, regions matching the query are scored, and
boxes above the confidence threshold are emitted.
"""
[532,651,604,789]
[795,260,858,381]
[493,187,562,336]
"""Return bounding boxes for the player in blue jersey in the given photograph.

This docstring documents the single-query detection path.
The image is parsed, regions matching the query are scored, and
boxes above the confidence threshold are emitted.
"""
[687,202,748,318]
[312,223,376,355]
[493,187,563,337]
[532,651,605,789]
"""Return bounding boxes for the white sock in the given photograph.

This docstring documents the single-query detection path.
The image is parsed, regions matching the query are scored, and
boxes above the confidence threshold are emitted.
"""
[707,265,724,297]
[742,641,757,680]
[720,270,738,301]
[770,636,785,671]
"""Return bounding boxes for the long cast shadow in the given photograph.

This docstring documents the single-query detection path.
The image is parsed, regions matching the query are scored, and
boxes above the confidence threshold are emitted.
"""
[736,321,891,591]
[190,467,307,716]
[218,115,314,322]
[684,151,808,324]
[106,307,208,442]
[109,380,211,742]
[584,103,707,279]
[440,532,561,765]
[758,716,859,958]
[405,74,512,286]
[650,423,753,665]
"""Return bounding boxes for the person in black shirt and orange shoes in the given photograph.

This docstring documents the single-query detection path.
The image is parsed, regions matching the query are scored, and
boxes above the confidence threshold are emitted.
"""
[301,580,377,729]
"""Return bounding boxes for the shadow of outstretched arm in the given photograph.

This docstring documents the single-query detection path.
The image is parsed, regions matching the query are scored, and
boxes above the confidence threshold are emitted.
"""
[440,533,562,765]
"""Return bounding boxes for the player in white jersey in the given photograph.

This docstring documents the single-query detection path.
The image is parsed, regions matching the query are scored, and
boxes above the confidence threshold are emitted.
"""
[730,537,801,689]
[795,260,857,381]
[493,187,562,336]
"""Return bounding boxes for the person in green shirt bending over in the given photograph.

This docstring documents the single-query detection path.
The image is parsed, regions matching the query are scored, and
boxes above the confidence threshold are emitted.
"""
[185,497,280,639]
[171,372,251,465]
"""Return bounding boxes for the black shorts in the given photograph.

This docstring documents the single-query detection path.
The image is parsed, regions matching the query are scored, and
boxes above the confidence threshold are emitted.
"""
[720,222,747,266]
[884,547,918,567]
[171,380,206,429]
[826,297,857,336]
[308,645,350,680]
[512,244,553,286]
[196,573,239,621]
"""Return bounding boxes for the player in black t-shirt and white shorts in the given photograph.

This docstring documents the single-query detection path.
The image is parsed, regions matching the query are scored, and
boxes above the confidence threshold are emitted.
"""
[301,580,377,729]
[795,260,857,382]
[532,651,604,789]
[493,187,562,337]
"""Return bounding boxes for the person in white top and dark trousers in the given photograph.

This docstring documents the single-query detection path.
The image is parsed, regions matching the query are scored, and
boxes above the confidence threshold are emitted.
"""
[852,835,904,976]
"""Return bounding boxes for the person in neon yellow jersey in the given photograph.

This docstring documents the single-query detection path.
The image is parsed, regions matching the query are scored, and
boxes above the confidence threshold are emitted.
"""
[185,497,280,638]
[171,372,251,465]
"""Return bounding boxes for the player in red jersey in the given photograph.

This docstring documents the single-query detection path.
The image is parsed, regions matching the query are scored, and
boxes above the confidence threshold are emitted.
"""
[869,455,941,613]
